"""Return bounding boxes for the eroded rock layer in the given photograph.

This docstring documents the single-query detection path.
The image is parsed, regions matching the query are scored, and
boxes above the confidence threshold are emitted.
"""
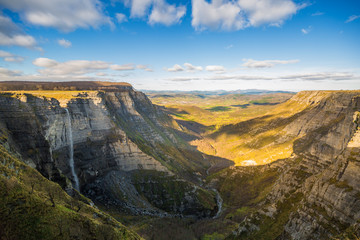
[0,87,218,217]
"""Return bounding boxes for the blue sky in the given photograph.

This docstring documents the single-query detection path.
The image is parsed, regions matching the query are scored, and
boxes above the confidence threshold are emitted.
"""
[0,0,359,91]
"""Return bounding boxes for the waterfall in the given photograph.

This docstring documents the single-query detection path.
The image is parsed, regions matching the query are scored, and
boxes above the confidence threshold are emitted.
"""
[212,188,223,219]
[65,108,80,191]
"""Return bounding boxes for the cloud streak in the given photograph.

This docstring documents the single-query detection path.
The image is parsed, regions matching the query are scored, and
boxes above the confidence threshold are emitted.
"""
[33,58,109,75]
[110,64,135,71]
[30,58,152,80]
[311,12,324,16]
[301,26,311,34]
[243,59,299,68]
[345,15,360,23]
[205,65,225,72]
[0,67,22,77]
[0,50,25,62]
[165,72,358,82]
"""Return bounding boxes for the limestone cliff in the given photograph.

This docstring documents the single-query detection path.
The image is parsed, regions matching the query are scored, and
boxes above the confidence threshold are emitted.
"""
[0,85,217,217]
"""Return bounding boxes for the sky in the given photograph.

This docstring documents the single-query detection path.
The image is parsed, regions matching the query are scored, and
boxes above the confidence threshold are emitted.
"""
[0,0,359,91]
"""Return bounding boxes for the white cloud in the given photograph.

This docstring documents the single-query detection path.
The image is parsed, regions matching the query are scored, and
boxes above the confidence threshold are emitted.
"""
[0,14,37,47]
[184,63,203,72]
[0,0,112,32]
[345,15,360,23]
[3,57,25,62]
[32,58,147,77]
[192,0,244,31]
[225,44,233,49]
[110,64,135,71]
[33,58,58,68]
[191,0,304,31]
[58,38,72,48]
[205,65,225,72]
[123,0,186,25]
[0,33,37,47]
[148,0,186,25]
[243,59,299,68]
[136,64,153,72]
[301,26,311,34]
[166,64,184,72]
[0,50,24,62]
[0,67,22,77]
[116,13,128,23]
[238,0,300,27]
[166,63,203,72]
[125,0,153,18]
[33,58,109,75]
[0,50,13,58]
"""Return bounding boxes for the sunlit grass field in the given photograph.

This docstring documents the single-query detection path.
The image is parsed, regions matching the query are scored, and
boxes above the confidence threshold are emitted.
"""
[1,90,97,100]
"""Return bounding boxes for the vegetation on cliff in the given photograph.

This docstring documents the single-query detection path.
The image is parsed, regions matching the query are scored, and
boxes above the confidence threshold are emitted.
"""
[0,144,141,240]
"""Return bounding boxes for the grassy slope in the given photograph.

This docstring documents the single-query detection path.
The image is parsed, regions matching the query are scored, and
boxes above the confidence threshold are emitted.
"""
[149,93,294,127]
[149,93,300,166]
[0,143,141,240]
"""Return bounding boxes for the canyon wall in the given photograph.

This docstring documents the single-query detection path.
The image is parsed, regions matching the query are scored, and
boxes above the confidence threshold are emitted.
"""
[0,88,218,217]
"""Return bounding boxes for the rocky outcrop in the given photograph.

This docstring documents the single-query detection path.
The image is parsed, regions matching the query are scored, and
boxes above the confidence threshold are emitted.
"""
[231,91,360,239]
[0,87,217,217]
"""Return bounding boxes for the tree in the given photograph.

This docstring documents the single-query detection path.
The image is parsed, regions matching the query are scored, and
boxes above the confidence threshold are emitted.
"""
[45,185,59,207]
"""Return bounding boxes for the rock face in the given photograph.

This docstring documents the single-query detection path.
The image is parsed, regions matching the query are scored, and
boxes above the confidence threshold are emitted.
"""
[230,91,360,239]
[0,88,217,217]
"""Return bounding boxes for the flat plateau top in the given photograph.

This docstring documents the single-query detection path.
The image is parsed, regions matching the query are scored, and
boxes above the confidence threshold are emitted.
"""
[0,81,132,91]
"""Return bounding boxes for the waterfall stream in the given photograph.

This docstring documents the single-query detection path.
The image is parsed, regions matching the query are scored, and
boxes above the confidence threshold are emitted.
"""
[65,108,80,191]
[212,188,223,219]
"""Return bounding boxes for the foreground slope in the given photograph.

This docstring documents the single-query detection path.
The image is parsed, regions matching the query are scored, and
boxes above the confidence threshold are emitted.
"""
[0,143,141,240]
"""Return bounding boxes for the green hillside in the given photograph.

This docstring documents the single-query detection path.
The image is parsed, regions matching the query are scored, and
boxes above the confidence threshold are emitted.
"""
[0,143,141,240]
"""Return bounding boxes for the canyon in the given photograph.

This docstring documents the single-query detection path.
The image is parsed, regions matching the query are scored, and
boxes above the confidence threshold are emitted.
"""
[0,82,359,239]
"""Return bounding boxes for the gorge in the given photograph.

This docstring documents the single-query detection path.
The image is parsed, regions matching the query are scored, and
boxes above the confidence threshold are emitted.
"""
[0,81,360,240]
